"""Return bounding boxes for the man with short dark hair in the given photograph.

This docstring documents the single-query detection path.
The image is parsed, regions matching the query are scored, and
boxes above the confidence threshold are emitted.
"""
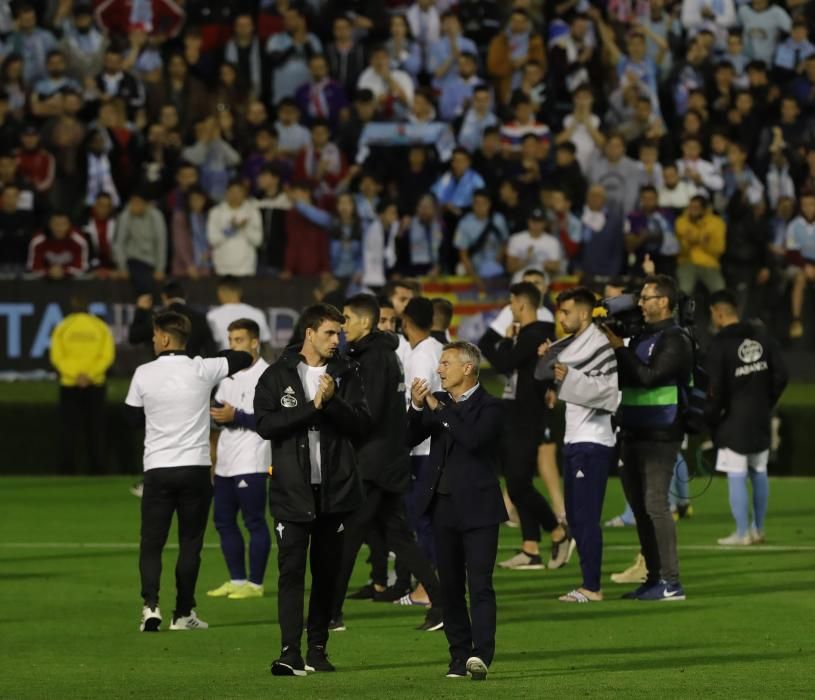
[542,287,618,602]
[480,282,568,570]
[125,311,252,632]
[332,294,443,632]
[409,341,506,680]
[706,289,787,546]
[207,319,272,600]
[603,274,693,601]
[207,276,272,351]
[431,297,454,344]
[254,303,371,676]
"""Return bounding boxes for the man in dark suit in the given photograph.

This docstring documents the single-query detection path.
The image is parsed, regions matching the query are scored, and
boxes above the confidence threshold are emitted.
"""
[408,341,506,682]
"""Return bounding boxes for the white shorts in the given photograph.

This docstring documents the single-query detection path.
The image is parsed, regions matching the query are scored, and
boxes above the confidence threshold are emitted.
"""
[715,448,769,475]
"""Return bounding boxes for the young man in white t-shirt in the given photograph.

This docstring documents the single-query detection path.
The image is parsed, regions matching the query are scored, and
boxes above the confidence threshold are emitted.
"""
[505,208,564,283]
[207,275,272,350]
[206,319,271,601]
[125,312,252,633]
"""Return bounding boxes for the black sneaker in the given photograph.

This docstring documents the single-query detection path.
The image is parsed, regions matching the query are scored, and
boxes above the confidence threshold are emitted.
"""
[446,658,467,678]
[417,607,444,632]
[622,580,659,600]
[305,645,336,672]
[271,648,307,677]
[347,583,376,600]
[328,614,346,632]
[372,584,410,602]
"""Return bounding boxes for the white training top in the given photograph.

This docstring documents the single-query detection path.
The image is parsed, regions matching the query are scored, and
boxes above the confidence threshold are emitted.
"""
[404,336,444,456]
[207,302,272,350]
[297,361,328,484]
[214,358,271,477]
[126,355,229,471]
[489,304,555,400]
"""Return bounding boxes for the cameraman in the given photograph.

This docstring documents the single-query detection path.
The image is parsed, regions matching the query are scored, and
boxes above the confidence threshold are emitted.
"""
[602,275,692,602]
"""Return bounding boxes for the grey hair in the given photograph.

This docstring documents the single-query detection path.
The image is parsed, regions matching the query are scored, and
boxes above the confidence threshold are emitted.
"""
[443,341,481,377]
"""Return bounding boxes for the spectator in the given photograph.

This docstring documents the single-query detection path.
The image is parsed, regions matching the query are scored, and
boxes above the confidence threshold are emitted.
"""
[398,192,443,277]
[59,3,108,82]
[457,85,499,153]
[182,115,241,201]
[2,4,57,84]
[83,191,118,274]
[361,198,399,289]
[428,11,478,88]
[274,98,312,158]
[30,50,80,118]
[94,46,145,119]
[675,195,727,296]
[145,53,209,137]
[283,181,331,278]
[587,133,643,215]
[294,53,348,130]
[625,185,678,276]
[550,142,588,211]
[293,119,348,209]
[786,191,815,339]
[357,45,415,119]
[472,126,512,196]
[207,179,262,277]
[49,294,115,474]
[254,165,291,274]
[338,88,376,162]
[738,0,791,66]
[385,14,421,80]
[437,51,481,123]
[500,95,551,157]
[0,184,35,272]
[396,145,439,216]
[206,275,272,350]
[453,189,508,287]
[265,4,322,104]
[242,126,291,193]
[510,59,548,118]
[171,185,212,278]
[547,187,582,268]
[578,184,625,277]
[83,129,120,207]
[506,207,563,282]
[792,55,815,119]
[548,12,599,109]
[114,191,167,292]
[497,179,528,235]
[658,162,695,215]
[15,124,55,194]
[487,9,545,105]
[556,84,606,173]
[676,135,724,197]
[27,210,90,279]
[773,17,814,82]
[326,14,368,98]
[432,147,485,218]
[223,14,265,99]
[406,0,441,74]
[681,0,737,41]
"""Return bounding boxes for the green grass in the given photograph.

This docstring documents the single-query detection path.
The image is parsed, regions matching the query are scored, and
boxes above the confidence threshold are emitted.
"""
[1,477,813,698]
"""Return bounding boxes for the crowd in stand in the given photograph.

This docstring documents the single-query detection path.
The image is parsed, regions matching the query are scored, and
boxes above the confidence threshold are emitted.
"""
[1,0,815,337]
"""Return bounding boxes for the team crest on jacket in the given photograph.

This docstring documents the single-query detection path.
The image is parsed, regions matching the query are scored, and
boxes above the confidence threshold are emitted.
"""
[738,339,763,364]
[281,386,298,408]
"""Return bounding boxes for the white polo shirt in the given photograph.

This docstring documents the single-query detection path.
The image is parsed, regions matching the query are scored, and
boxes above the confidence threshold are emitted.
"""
[214,358,271,477]
[207,302,272,350]
[126,354,230,471]
[404,336,444,457]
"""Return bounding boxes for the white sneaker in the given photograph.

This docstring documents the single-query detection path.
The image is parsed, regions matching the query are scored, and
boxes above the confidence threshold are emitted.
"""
[717,532,752,546]
[466,657,488,681]
[498,550,544,570]
[169,610,209,630]
[140,605,161,632]
[750,527,765,544]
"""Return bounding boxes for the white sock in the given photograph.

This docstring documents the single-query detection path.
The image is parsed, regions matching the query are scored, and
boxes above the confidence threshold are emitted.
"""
[230,579,248,585]
[247,581,262,590]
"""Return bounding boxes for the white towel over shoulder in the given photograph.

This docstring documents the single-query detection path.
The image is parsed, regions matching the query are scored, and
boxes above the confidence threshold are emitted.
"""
[557,324,619,447]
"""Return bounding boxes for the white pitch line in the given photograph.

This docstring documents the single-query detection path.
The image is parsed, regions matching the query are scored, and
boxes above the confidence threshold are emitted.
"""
[0,543,814,552]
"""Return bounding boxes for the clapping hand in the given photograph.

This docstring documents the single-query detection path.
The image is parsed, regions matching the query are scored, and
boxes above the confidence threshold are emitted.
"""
[411,378,430,408]
[314,374,335,409]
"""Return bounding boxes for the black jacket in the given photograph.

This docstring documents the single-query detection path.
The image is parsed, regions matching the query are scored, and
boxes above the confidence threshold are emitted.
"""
[704,321,788,454]
[129,300,216,358]
[478,320,555,434]
[346,331,410,493]
[407,386,508,530]
[254,347,371,522]
[616,318,694,442]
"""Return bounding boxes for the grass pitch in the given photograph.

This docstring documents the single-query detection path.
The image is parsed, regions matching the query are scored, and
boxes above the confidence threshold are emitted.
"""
[0,476,812,699]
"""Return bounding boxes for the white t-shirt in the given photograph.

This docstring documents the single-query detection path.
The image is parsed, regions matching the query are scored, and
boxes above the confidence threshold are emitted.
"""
[214,358,271,477]
[562,114,602,172]
[489,304,554,400]
[207,302,272,350]
[506,231,563,282]
[297,361,328,484]
[404,336,444,456]
[357,66,415,105]
[125,355,229,470]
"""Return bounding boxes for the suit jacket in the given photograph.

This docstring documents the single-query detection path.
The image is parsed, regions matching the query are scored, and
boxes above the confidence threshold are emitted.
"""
[407,386,507,530]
